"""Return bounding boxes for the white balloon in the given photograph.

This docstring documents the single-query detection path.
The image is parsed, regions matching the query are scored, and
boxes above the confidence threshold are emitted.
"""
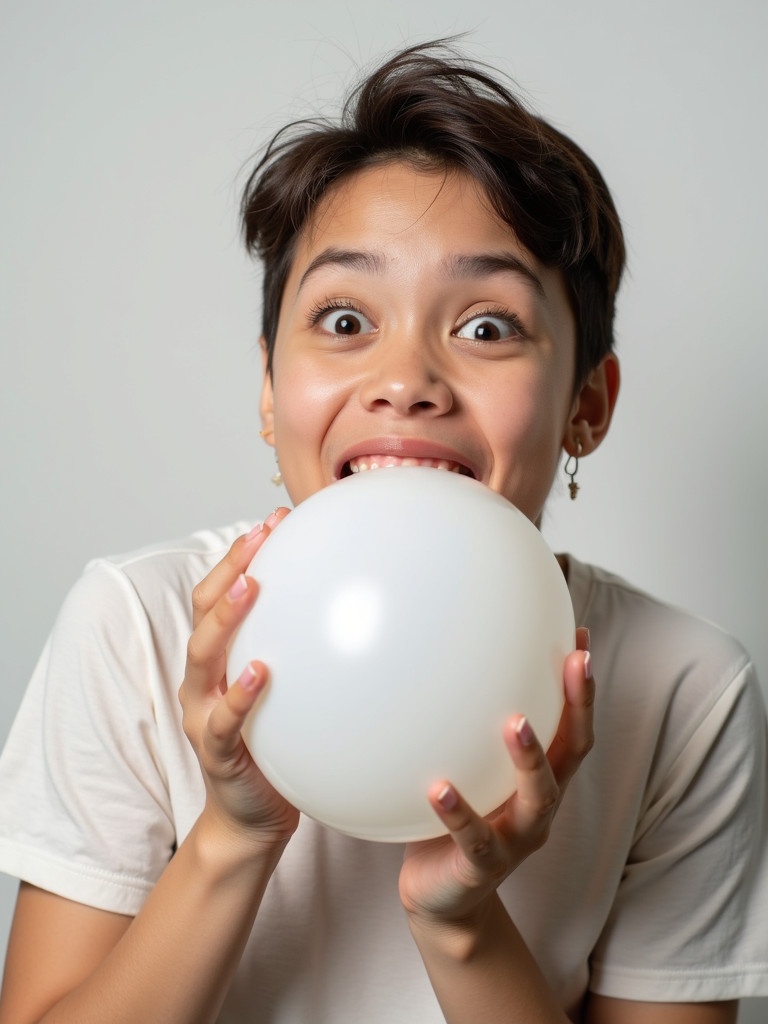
[228,467,574,842]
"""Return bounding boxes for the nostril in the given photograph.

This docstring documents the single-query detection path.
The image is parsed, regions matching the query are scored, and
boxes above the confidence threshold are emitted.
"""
[360,370,454,417]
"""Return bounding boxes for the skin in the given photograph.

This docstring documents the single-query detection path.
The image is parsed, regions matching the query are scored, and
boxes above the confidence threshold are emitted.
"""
[0,163,737,1024]
[260,162,609,517]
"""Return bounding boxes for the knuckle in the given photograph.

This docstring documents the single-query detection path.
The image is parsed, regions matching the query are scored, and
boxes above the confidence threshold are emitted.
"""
[461,831,509,876]
[527,782,559,823]
[524,802,558,850]
[206,716,229,746]
[177,703,196,744]
[575,731,595,760]
[191,582,208,616]
[185,632,209,667]
[535,793,559,820]
[225,539,245,569]
[470,836,493,859]
[180,717,195,744]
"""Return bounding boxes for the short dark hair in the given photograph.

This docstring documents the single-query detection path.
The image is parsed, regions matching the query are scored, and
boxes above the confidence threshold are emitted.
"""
[241,40,625,388]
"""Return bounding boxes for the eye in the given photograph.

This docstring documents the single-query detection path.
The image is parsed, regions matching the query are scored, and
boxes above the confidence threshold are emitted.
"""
[316,305,375,337]
[455,311,526,343]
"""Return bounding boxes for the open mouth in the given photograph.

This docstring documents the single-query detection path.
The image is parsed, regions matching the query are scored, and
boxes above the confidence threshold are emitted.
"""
[340,455,476,478]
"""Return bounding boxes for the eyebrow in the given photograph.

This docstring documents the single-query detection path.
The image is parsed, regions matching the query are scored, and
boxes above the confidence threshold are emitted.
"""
[298,247,386,291]
[443,252,545,296]
[297,246,545,297]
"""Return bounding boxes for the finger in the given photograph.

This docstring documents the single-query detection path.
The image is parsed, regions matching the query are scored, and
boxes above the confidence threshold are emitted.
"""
[501,715,560,840]
[547,640,595,785]
[184,573,259,698]
[191,524,265,630]
[427,781,506,876]
[191,507,291,628]
[205,660,268,759]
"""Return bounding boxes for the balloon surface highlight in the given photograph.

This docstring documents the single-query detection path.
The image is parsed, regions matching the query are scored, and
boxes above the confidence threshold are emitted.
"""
[228,468,573,841]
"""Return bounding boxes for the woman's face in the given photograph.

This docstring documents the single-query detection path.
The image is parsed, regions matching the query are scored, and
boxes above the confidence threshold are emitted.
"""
[261,161,590,523]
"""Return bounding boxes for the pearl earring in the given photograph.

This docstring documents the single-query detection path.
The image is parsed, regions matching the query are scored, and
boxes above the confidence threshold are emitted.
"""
[259,429,282,487]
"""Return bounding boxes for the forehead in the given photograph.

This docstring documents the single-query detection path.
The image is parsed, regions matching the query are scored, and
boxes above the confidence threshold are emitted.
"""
[277,161,572,336]
[298,161,521,262]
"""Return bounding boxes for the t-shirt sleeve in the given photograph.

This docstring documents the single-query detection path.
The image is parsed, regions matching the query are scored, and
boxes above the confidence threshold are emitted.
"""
[589,655,768,1002]
[0,559,178,915]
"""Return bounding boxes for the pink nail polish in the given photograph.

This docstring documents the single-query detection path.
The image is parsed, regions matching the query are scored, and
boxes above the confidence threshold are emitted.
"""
[583,651,593,680]
[437,784,458,811]
[245,522,264,543]
[516,716,535,747]
[228,574,248,600]
[264,509,281,529]
[237,662,259,691]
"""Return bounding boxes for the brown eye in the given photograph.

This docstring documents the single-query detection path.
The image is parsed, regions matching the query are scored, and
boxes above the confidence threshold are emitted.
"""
[473,320,501,341]
[456,314,519,342]
[319,308,374,336]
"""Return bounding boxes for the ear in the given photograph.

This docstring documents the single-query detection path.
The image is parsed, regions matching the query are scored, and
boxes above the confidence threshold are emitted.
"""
[259,337,276,446]
[563,353,620,456]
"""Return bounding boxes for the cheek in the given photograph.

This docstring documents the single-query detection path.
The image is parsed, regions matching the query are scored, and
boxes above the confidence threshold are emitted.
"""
[270,356,352,501]
[272,356,335,438]
[482,373,564,455]
[478,367,571,518]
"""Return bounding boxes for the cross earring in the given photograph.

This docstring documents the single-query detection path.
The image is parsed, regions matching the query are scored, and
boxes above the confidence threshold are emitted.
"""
[564,438,583,500]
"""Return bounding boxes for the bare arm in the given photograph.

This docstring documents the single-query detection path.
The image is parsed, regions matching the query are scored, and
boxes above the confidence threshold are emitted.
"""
[400,635,741,1024]
[0,822,284,1024]
[399,631,594,1023]
[584,995,738,1024]
[0,513,298,1023]
[407,899,739,1024]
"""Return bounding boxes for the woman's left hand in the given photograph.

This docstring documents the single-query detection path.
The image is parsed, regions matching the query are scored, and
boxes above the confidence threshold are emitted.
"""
[399,627,594,926]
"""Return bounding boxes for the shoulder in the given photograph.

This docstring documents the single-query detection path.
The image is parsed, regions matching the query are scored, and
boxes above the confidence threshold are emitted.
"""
[89,520,251,590]
[568,554,753,687]
[61,521,251,623]
[42,521,253,692]
[566,564,768,1001]
[565,555,763,780]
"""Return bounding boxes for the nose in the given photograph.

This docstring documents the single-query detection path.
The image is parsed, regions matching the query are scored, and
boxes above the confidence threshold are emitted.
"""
[358,339,454,417]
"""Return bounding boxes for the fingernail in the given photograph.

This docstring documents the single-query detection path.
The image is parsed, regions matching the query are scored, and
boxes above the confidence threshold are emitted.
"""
[264,509,281,529]
[583,628,591,651]
[245,522,263,543]
[437,784,458,811]
[228,574,248,600]
[237,662,260,691]
[583,651,593,680]
[516,716,535,747]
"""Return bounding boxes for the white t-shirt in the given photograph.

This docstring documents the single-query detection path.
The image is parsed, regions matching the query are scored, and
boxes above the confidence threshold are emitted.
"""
[1,523,767,1022]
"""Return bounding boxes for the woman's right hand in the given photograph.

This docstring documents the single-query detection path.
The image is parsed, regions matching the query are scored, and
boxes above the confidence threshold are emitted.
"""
[178,508,300,849]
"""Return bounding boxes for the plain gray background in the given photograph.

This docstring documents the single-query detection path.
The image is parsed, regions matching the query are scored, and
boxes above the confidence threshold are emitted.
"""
[1,1,766,1018]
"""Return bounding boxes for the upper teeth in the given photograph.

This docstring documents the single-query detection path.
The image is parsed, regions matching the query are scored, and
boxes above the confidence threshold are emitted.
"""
[349,455,464,473]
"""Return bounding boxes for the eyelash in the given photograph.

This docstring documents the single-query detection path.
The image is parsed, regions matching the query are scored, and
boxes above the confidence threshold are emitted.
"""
[306,298,528,340]
[306,297,369,330]
[455,306,528,341]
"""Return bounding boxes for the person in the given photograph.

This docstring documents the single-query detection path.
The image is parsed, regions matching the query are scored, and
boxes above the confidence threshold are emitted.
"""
[0,40,766,1024]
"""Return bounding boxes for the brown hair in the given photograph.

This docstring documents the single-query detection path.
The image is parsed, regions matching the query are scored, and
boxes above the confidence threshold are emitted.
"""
[241,40,625,388]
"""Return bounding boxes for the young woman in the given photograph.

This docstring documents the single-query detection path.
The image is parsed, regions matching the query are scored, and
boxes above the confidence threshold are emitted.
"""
[1,42,766,1024]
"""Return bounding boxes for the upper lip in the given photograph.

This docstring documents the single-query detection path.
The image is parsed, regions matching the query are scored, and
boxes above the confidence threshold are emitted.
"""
[334,437,481,480]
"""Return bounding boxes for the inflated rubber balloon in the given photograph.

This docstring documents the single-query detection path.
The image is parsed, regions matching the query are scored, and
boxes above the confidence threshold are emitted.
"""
[228,467,573,842]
